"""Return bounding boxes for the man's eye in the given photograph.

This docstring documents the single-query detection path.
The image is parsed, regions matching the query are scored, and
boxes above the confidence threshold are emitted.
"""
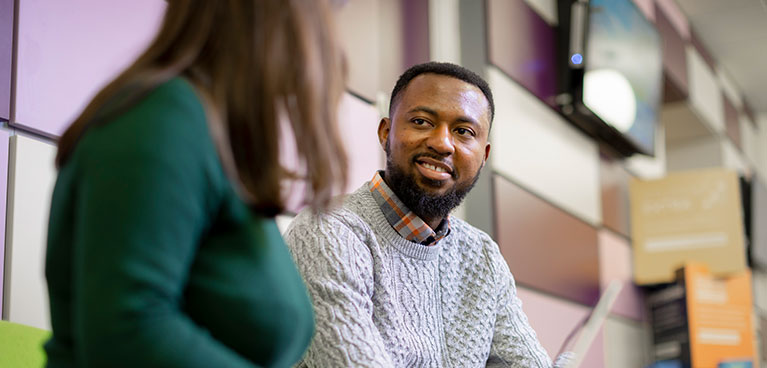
[456,127,475,137]
[412,118,428,126]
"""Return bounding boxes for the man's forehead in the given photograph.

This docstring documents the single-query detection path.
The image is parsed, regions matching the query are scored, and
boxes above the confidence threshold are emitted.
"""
[396,74,491,122]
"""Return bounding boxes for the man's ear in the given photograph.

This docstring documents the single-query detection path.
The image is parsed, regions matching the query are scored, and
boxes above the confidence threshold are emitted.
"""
[378,117,391,150]
[484,142,491,162]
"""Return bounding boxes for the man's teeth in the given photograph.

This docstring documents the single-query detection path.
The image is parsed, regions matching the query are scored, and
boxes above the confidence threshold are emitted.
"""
[423,163,446,173]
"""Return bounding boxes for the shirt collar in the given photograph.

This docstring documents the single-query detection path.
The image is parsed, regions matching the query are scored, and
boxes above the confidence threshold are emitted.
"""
[369,171,450,246]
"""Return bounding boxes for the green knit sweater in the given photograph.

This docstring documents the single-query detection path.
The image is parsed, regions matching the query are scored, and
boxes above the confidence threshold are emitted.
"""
[45,78,314,367]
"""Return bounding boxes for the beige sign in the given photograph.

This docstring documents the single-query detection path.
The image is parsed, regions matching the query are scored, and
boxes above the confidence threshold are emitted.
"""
[630,168,747,285]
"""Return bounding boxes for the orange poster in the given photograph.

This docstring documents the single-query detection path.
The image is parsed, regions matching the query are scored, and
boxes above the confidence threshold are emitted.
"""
[684,263,757,367]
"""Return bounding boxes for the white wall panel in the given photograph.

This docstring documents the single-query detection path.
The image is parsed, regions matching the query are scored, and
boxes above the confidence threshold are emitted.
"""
[665,136,722,173]
[721,139,749,176]
[488,67,601,225]
[755,270,767,314]
[741,115,759,168]
[5,135,56,330]
[429,0,461,64]
[626,122,667,180]
[687,47,725,134]
[604,317,653,368]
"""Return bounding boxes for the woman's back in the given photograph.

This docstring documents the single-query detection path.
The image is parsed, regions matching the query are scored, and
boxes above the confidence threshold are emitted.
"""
[45,78,314,367]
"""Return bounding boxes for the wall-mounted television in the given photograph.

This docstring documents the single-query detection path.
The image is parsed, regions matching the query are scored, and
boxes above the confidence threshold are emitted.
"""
[556,0,663,157]
[750,176,767,270]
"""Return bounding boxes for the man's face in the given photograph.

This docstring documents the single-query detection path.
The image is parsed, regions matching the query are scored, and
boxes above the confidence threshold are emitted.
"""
[378,73,491,221]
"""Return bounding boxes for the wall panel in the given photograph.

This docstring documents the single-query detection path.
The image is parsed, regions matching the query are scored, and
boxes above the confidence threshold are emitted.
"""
[487,0,557,105]
[488,67,601,225]
[0,130,10,318]
[604,317,653,367]
[0,0,13,120]
[4,135,56,329]
[14,0,165,136]
[598,230,645,321]
[517,286,604,367]
[494,175,601,305]
[687,47,725,134]
[600,156,632,238]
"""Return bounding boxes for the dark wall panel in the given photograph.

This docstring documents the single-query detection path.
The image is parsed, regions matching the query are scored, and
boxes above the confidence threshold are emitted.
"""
[656,1,688,102]
[487,0,556,106]
[494,175,601,305]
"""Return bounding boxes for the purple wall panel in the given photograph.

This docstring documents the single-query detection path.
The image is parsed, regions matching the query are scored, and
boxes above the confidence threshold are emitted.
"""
[487,0,557,106]
[656,2,688,101]
[0,0,13,120]
[494,175,601,305]
[0,130,10,317]
[517,287,605,367]
[14,0,165,137]
[401,0,430,71]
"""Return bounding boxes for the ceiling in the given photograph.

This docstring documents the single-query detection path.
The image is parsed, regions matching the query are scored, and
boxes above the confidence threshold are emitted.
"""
[673,0,767,114]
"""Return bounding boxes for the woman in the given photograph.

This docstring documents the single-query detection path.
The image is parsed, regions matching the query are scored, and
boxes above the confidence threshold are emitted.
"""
[45,1,347,367]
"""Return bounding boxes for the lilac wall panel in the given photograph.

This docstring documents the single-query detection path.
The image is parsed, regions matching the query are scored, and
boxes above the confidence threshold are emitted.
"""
[597,229,645,321]
[0,130,9,317]
[517,286,605,367]
[0,0,13,120]
[600,155,631,238]
[691,30,717,72]
[487,0,557,106]
[14,0,165,137]
[494,174,601,305]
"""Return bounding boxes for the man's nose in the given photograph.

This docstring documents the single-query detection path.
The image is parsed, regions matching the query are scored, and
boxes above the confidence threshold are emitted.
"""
[426,124,455,155]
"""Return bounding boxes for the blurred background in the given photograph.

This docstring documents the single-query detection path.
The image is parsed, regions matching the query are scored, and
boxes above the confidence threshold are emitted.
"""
[1,0,766,366]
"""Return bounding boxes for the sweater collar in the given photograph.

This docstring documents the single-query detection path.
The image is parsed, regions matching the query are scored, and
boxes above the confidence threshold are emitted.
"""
[368,171,450,246]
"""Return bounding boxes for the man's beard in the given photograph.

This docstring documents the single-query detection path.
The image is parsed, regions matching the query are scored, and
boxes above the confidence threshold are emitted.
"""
[384,142,481,222]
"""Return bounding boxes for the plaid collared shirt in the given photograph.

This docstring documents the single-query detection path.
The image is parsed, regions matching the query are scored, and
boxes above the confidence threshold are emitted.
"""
[369,171,450,246]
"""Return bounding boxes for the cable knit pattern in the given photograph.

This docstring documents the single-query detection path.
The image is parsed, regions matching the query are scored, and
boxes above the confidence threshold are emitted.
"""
[285,184,571,368]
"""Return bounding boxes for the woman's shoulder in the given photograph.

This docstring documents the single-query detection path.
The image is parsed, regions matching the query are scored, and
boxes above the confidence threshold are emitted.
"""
[74,77,216,167]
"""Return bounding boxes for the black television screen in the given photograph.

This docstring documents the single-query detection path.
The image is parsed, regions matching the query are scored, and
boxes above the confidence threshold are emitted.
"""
[751,177,767,270]
[556,0,663,157]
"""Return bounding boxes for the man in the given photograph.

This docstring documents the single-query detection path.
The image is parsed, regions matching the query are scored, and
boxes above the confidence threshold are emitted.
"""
[285,62,570,367]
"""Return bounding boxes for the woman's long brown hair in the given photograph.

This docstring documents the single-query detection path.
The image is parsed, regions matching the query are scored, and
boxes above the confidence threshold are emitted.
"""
[56,0,348,216]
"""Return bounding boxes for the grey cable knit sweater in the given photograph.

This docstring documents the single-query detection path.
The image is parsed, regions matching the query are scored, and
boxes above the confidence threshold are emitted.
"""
[285,183,571,367]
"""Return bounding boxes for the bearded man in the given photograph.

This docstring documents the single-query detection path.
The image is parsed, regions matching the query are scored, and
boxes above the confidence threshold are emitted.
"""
[285,62,571,368]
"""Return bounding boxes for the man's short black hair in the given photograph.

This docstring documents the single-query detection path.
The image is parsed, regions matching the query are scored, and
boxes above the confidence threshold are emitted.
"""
[388,62,495,124]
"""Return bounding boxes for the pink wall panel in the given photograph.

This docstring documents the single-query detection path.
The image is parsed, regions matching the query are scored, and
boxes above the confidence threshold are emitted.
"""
[654,0,690,40]
[600,155,632,238]
[494,175,601,305]
[337,93,384,192]
[656,1,689,101]
[517,287,605,367]
[724,95,741,151]
[0,130,10,317]
[631,0,655,22]
[283,93,383,213]
[0,0,13,120]
[14,0,166,137]
[597,229,646,321]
